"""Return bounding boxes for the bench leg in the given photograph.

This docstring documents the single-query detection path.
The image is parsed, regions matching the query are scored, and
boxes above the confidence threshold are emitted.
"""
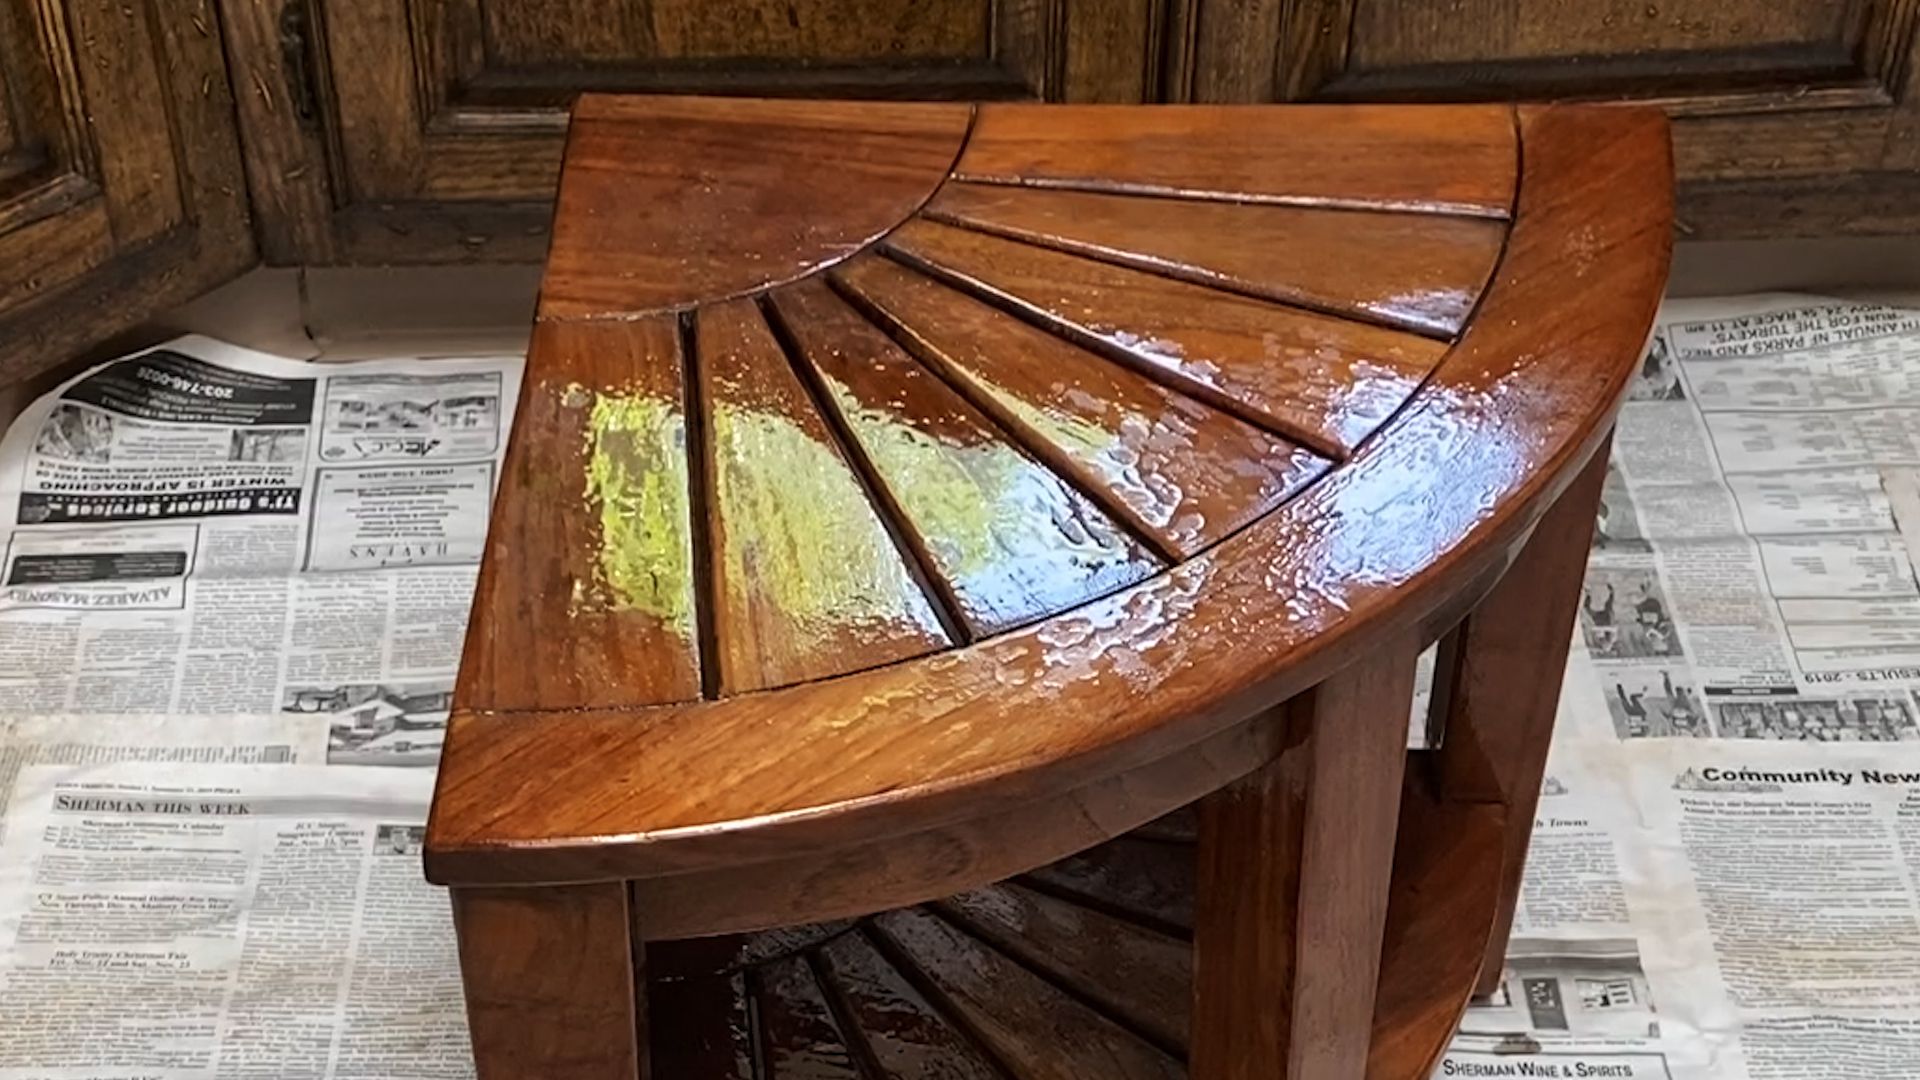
[453,882,647,1080]
[1191,646,1414,1080]
[1431,437,1611,997]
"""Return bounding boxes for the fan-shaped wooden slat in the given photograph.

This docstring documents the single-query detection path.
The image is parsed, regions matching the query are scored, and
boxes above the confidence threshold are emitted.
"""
[541,96,972,320]
[954,104,1517,217]
[767,277,1163,639]
[835,256,1328,561]
[923,182,1507,337]
[871,907,1184,1080]
[694,299,953,694]
[458,318,702,713]
[884,219,1447,458]
[938,883,1189,1051]
[1022,838,1194,937]
[814,931,1005,1079]
[755,955,864,1078]
[443,96,1672,1080]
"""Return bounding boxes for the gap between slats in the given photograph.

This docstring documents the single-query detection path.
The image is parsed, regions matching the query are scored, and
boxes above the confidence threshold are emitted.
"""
[677,312,724,701]
[824,268,1185,566]
[944,175,1512,220]
[752,293,975,650]
[920,197,1481,343]
[807,947,896,1080]
[876,241,1352,464]
[856,921,1024,1080]
[931,897,1190,1063]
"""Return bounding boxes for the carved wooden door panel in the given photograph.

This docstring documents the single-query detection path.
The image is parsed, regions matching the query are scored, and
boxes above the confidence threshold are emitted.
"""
[223,0,1168,265]
[0,0,253,384]
[1174,0,1920,237]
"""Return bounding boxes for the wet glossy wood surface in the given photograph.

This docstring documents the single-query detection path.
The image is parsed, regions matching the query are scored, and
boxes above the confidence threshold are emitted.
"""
[770,276,1162,637]
[954,104,1519,216]
[835,256,1328,560]
[540,95,971,320]
[922,183,1507,336]
[435,100,1671,882]
[885,218,1445,457]
[440,94,1670,1080]
[695,299,952,693]
[457,318,702,712]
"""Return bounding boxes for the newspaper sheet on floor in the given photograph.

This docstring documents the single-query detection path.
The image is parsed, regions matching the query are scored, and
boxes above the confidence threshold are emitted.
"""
[1438,293,1920,1080]
[0,335,523,767]
[8,300,1920,1079]
[0,761,467,1078]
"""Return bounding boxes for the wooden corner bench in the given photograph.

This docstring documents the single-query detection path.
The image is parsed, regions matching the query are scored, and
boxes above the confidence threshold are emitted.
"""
[424,95,1673,1079]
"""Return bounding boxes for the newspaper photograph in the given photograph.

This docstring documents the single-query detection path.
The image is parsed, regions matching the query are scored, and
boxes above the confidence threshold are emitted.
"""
[0,336,520,750]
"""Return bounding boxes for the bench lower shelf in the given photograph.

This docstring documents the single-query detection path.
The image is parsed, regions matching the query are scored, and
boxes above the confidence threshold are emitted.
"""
[647,779,1506,1079]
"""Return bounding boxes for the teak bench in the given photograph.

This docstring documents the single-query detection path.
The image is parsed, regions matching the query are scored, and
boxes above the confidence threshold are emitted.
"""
[424,96,1673,1079]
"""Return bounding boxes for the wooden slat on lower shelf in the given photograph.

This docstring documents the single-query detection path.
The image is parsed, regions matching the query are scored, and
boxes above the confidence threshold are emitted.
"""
[938,882,1189,1051]
[648,788,1504,1078]
[872,906,1183,1080]
[754,955,863,1079]
[1020,835,1194,936]
[815,929,1004,1079]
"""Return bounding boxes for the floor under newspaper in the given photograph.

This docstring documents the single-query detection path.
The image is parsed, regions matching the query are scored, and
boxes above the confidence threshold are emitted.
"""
[3,274,1920,1079]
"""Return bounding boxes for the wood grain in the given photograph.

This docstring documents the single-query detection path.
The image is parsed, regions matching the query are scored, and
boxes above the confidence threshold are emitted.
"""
[644,0,990,60]
[939,882,1190,1050]
[209,1,1178,265]
[815,930,1006,1078]
[837,255,1327,560]
[627,713,1284,935]
[695,298,952,694]
[215,0,339,263]
[64,0,184,246]
[957,102,1518,215]
[1365,790,1507,1079]
[755,954,863,1079]
[1431,433,1612,995]
[457,318,703,712]
[430,105,1672,890]
[886,218,1445,457]
[1285,648,1411,1077]
[0,0,254,388]
[1350,0,1851,75]
[1190,647,1410,1080]
[1025,836,1194,936]
[541,95,970,319]
[924,181,1506,336]
[872,907,1183,1079]
[202,0,1920,266]
[769,276,1162,638]
[453,883,643,1080]
[643,788,1508,1078]
[0,194,111,317]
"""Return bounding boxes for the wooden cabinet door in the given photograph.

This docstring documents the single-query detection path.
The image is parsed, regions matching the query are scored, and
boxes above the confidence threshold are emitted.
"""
[1175,0,1920,238]
[224,0,1168,265]
[0,0,253,383]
